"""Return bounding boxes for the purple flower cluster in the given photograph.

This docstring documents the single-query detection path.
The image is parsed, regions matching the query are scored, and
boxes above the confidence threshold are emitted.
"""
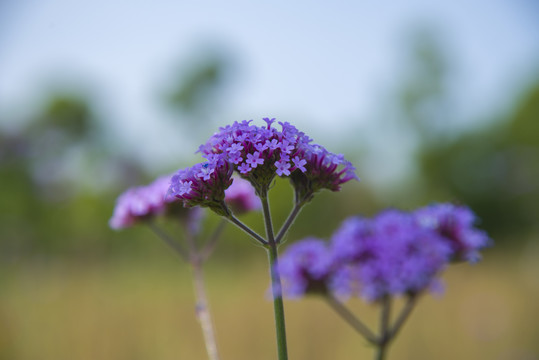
[169,159,234,216]
[169,118,357,209]
[330,210,452,301]
[109,175,180,229]
[277,203,491,302]
[110,172,263,229]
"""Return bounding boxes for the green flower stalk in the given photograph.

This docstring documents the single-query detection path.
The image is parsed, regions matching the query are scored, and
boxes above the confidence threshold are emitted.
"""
[110,174,263,360]
[276,205,492,359]
[169,118,358,360]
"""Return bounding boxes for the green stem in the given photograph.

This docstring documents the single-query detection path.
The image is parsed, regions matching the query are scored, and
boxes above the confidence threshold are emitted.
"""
[200,218,227,261]
[147,222,189,261]
[267,242,289,360]
[275,200,305,244]
[387,294,418,341]
[191,261,220,360]
[261,194,288,360]
[260,193,276,243]
[324,295,378,344]
[181,221,222,360]
[148,222,220,360]
[375,296,392,360]
[226,213,268,245]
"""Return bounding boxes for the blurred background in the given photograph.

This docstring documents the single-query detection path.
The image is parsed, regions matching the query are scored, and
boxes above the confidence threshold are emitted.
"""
[1,1,539,359]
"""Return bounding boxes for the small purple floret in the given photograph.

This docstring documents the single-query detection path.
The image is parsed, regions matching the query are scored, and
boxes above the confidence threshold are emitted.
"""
[275,160,291,176]
[246,151,264,168]
[238,162,251,174]
[292,156,307,173]
[177,181,192,196]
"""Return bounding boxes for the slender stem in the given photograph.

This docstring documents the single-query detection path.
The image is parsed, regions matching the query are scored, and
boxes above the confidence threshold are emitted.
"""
[267,241,289,360]
[147,222,188,261]
[324,295,378,344]
[260,194,276,244]
[261,194,288,360]
[149,221,221,360]
[183,219,198,254]
[275,201,304,244]
[225,213,268,245]
[387,294,418,341]
[376,296,392,360]
[191,261,220,360]
[200,219,227,261]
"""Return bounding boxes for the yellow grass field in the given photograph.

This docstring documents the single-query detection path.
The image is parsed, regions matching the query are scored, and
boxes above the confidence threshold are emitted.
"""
[2,248,538,360]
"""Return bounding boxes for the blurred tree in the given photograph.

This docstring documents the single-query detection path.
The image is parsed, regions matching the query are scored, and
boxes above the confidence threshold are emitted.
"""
[31,94,94,139]
[1,47,237,259]
[418,80,539,237]
[26,94,95,198]
[167,56,226,112]
[164,48,234,131]
[0,91,149,257]
[387,27,539,240]
[398,28,453,144]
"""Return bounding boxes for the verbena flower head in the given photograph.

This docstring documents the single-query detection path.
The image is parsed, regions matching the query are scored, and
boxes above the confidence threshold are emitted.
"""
[277,203,490,303]
[277,238,334,298]
[224,177,262,214]
[289,144,358,201]
[414,203,492,263]
[110,175,181,229]
[196,118,358,200]
[168,159,234,216]
[330,210,452,301]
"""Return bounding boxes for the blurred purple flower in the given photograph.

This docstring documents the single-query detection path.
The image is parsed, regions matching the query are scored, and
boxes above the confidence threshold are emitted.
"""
[330,210,452,301]
[224,177,262,214]
[332,210,451,301]
[414,203,492,262]
[109,175,178,229]
[278,203,490,302]
[277,238,334,298]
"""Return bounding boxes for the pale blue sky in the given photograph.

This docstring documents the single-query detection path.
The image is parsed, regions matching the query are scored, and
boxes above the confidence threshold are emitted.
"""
[1,0,538,175]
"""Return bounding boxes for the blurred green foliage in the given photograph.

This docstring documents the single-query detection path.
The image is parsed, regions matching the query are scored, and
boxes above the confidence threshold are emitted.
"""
[0,87,375,260]
[166,52,230,115]
[1,33,538,360]
[390,28,539,240]
[1,36,538,261]
[0,92,147,259]
[31,95,94,139]
[398,29,451,143]
[418,81,539,237]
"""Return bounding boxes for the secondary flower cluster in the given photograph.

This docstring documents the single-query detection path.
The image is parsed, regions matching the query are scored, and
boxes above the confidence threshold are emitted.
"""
[110,174,260,229]
[224,177,262,214]
[169,159,234,215]
[277,203,491,302]
[169,118,358,209]
[109,175,179,229]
